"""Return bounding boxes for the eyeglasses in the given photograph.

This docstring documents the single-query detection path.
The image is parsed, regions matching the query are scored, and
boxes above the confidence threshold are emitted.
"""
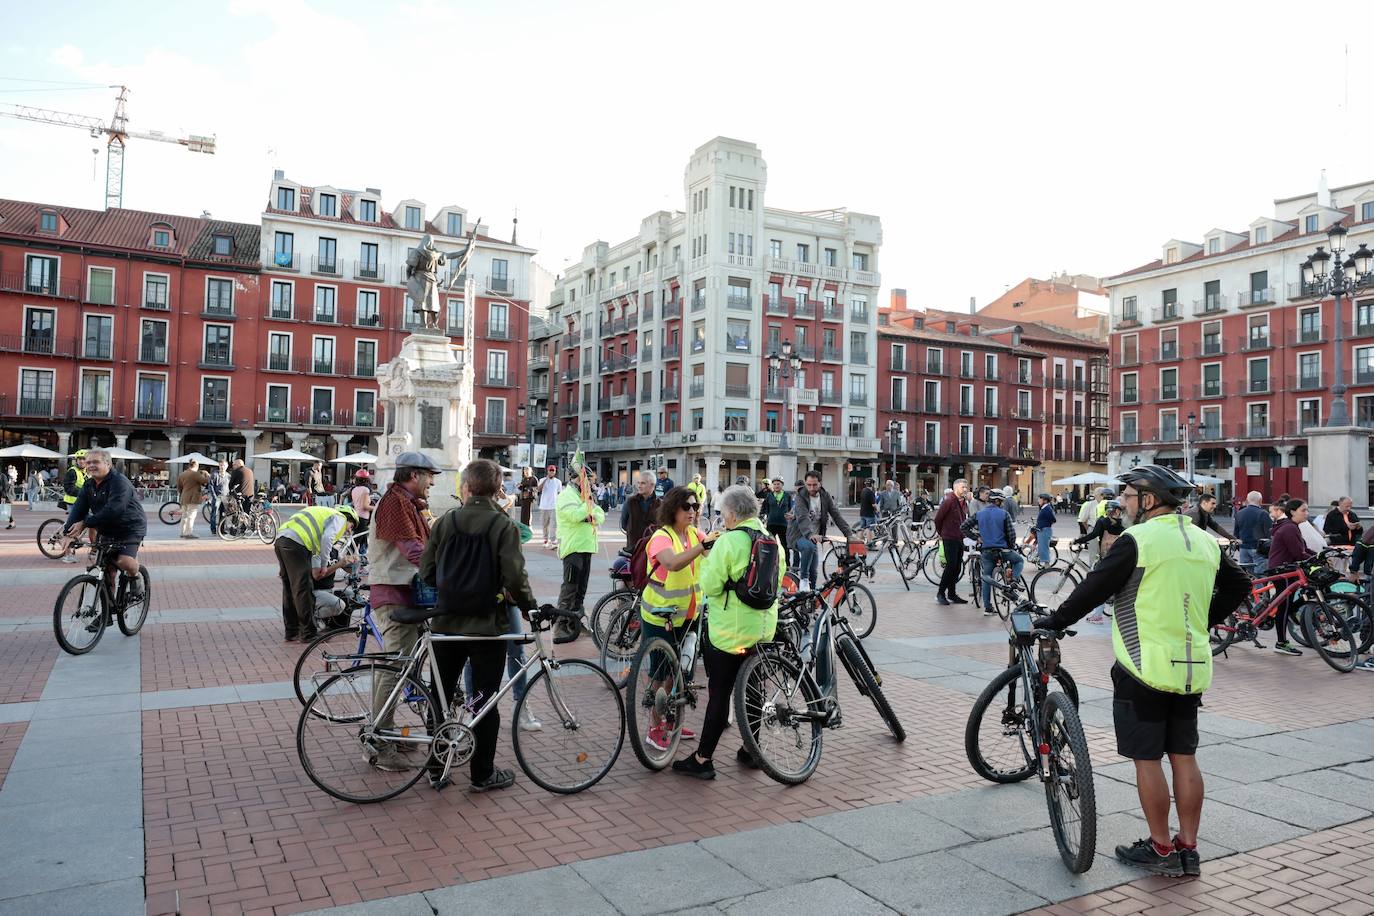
[685,503,700,510]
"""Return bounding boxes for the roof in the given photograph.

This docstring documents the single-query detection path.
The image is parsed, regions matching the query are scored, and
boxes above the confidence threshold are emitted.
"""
[878,320,1046,357]
[0,197,260,268]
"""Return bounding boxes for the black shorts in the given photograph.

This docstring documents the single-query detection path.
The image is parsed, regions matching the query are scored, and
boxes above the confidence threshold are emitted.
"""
[1111,663,1201,760]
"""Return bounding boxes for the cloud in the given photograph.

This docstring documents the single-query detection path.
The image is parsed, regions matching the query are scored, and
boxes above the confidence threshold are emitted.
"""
[51,44,84,69]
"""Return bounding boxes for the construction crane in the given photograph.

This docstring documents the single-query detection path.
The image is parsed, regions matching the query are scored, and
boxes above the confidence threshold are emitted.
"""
[0,85,215,210]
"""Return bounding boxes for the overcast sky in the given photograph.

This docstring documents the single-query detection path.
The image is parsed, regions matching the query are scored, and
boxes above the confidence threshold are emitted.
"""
[3,0,1372,311]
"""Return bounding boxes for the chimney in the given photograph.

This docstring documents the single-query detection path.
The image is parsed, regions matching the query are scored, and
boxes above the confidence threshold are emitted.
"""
[968,296,977,314]
[273,169,284,181]
[890,288,908,311]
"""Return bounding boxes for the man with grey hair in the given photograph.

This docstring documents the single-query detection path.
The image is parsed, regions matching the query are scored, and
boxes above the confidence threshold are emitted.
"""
[620,470,660,551]
[1233,489,1271,572]
[1001,485,1020,522]
[62,448,147,601]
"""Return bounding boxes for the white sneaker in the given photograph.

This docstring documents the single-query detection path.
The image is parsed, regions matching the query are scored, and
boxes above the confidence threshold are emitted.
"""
[61,554,77,564]
[519,707,543,732]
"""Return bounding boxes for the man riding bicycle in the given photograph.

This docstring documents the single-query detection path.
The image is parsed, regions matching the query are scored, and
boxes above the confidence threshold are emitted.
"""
[61,449,147,601]
[960,489,1023,615]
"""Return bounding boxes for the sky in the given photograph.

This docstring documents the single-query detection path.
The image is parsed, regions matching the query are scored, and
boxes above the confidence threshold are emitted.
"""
[3,0,1374,312]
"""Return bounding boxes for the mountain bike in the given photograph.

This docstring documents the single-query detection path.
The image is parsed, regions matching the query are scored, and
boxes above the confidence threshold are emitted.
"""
[965,544,1029,618]
[1030,543,1097,614]
[965,598,1095,873]
[624,607,707,770]
[52,538,153,655]
[296,605,625,803]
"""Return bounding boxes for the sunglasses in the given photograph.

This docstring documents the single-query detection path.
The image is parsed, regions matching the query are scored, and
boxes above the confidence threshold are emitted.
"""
[685,503,700,510]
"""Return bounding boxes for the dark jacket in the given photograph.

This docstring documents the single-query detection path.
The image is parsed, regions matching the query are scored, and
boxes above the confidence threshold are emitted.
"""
[962,506,1016,549]
[1323,507,1362,546]
[1233,504,1271,549]
[66,468,146,538]
[1073,514,1124,547]
[763,489,792,528]
[1185,506,1230,538]
[1266,517,1312,570]
[230,465,255,497]
[859,487,877,515]
[787,486,852,546]
[1034,503,1057,532]
[933,492,968,540]
[419,495,536,636]
[620,493,660,548]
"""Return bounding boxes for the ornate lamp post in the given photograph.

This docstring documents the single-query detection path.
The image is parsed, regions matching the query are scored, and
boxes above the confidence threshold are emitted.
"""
[1179,410,1197,484]
[887,418,901,485]
[768,340,804,450]
[1301,225,1374,427]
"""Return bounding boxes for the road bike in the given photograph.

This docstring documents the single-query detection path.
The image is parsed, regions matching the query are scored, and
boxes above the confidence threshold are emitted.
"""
[217,494,279,543]
[52,538,152,655]
[296,605,625,803]
[734,554,904,786]
[965,595,1095,873]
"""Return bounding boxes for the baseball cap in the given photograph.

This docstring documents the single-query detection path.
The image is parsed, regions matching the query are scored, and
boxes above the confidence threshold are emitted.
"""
[547,464,557,472]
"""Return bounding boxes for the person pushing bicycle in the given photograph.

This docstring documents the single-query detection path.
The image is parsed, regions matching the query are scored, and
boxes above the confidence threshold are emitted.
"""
[61,448,147,603]
[1034,464,1249,879]
[960,489,1023,616]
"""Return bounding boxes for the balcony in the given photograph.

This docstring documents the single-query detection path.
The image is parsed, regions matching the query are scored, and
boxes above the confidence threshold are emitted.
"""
[821,390,843,406]
[851,350,870,366]
[1192,296,1227,317]
[1151,303,1183,323]
[559,369,577,383]
[958,402,975,417]
[1287,281,1323,301]
[1116,350,1142,368]
[822,303,843,321]
[794,344,817,360]
[482,371,514,388]
[1289,326,1327,346]
[477,416,518,437]
[1291,371,1328,392]
[560,402,579,417]
[1241,287,1277,308]
[356,312,384,330]
[848,392,869,406]
[135,402,166,421]
[726,336,752,354]
[983,406,1001,419]
[891,357,906,373]
[887,398,907,412]
[581,363,590,377]
[269,251,298,271]
[310,255,340,277]
[312,359,337,375]
[1192,340,1225,358]
[262,353,298,373]
[1117,391,1140,406]
[0,332,76,358]
[661,385,680,401]
[1239,334,1272,352]
[202,301,235,319]
[766,297,788,316]
[959,365,976,379]
[486,324,511,341]
[311,309,338,325]
[794,300,816,319]
[529,355,550,372]
[1197,424,1224,442]
[1114,428,1140,445]
[640,346,653,363]
[1241,421,1272,439]
[0,271,82,300]
[138,344,168,364]
[1149,346,1181,363]
[689,379,705,398]
[642,301,654,321]
[256,405,383,430]
[353,262,386,282]
[485,275,513,295]
[639,388,651,403]
[662,300,682,319]
[725,384,751,398]
[918,398,943,414]
[691,296,706,313]
[1011,408,1036,420]
[267,300,297,321]
[1153,386,1180,402]
[1194,381,1225,399]
[199,351,234,370]
[727,295,751,311]
[353,360,377,379]
[851,309,871,325]
[1351,320,1374,340]
[821,346,844,362]
[662,342,681,360]
[563,330,581,348]
[691,338,706,354]
[1246,376,1271,394]
[1356,368,1374,385]
[1116,311,1141,329]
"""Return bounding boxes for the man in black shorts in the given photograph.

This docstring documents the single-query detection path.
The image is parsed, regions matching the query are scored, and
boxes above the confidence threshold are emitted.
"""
[1036,465,1248,878]
[63,448,148,602]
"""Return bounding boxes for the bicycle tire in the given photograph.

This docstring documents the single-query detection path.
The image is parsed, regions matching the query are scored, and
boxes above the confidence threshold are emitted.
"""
[1041,690,1097,874]
[37,518,68,559]
[116,566,152,636]
[836,634,904,741]
[820,543,846,581]
[512,658,626,794]
[921,545,947,587]
[293,624,373,709]
[598,600,642,688]
[255,512,278,544]
[919,519,936,540]
[217,514,245,541]
[1302,600,1358,673]
[964,662,1075,782]
[1030,565,1082,616]
[589,588,636,651]
[158,501,181,525]
[54,574,107,655]
[837,582,877,640]
[991,574,1029,621]
[297,663,436,804]
[968,557,983,608]
[735,648,824,785]
[1324,592,1373,654]
[1209,612,1244,657]
[625,636,685,771]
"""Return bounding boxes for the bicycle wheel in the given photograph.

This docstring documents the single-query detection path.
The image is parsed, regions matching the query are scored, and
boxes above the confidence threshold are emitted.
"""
[968,557,983,608]
[836,634,904,741]
[1302,600,1359,673]
[836,583,877,640]
[293,623,373,708]
[158,501,181,525]
[990,575,1028,621]
[54,575,107,655]
[217,513,244,541]
[1041,690,1097,874]
[512,658,626,794]
[116,567,152,636]
[625,637,684,771]
[598,601,642,688]
[919,519,936,540]
[589,588,636,651]
[1031,565,1082,616]
[735,648,824,785]
[1325,592,1373,654]
[255,512,278,544]
[820,544,845,581]
[37,518,68,559]
[297,663,436,804]
[921,545,947,587]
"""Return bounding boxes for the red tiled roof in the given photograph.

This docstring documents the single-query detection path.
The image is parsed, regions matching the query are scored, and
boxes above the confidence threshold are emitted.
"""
[269,186,522,248]
[0,197,260,267]
[878,320,1047,357]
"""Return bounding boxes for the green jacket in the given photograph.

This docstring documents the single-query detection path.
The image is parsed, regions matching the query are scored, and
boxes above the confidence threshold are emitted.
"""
[556,483,605,557]
[701,517,785,654]
[419,496,536,636]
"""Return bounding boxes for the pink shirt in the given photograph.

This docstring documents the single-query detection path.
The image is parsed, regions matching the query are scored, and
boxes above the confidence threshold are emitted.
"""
[351,485,373,518]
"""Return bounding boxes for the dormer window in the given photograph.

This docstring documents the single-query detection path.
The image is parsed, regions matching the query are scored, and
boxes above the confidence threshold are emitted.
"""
[1207,238,1220,254]
[275,187,295,211]
[151,228,172,248]
[1253,226,1268,245]
[212,234,233,256]
[1164,247,1179,264]
[446,212,463,236]
[39,211,58,233]
[317,193,337,217]
[404,206,422,230]
[359,199,377,222]
[1305,214,1319,233]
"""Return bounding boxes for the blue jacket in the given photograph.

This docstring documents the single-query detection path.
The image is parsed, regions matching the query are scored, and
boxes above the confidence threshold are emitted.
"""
[963,505,1015,549]
[1234,504,1272,549]
[1034,504,1056,532]
[66,468,147,539]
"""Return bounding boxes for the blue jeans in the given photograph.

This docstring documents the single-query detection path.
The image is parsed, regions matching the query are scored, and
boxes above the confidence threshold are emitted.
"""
[981,548,1025,608]
[1036,528,1053,565]
[792,537,818,585]
[859,514,877,530]
[1237,546,1260,574]
[206,496,221,532]
[464,604,528,704]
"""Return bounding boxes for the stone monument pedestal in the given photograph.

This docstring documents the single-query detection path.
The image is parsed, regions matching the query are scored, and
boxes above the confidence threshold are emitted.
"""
[767,449,800,489]
[1306,425,1371,510]
[376,331,473,515]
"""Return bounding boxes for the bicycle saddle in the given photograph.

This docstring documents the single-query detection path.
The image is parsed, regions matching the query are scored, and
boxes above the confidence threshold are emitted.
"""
[389,605,446,625]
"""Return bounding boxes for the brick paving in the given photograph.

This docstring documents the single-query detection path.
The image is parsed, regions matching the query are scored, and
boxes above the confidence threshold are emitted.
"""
[0,721,25,789]
[140,619,304,692]
[0,632,56,703]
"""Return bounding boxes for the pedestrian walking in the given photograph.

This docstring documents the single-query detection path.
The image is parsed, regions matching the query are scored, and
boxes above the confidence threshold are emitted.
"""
[25,468,40,511]
[349,469,374,556]
[1031,492,1057,565]
[537,464,562,547]
[0,468,14,529]
[306,460,326,506]
[858,478,878,529]
[762,477,792,565]
[175,459,210,538]
[517,466,537,526]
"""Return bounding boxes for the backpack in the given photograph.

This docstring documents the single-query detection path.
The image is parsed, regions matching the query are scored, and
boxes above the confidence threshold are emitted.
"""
[433,514,503,621]
[628,526,657,592]
[727,528,781,610]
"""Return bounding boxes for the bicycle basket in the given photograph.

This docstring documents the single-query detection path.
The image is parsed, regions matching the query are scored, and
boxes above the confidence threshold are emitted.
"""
[1306,563,1341,589]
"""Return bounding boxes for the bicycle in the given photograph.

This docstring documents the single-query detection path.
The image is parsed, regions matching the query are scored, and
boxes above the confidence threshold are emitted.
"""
[965,597,1095,874]
[966,543,1029,619]
[290,574,382,708]
[37,515,89,559]
[624,606,708,770]
[217,494,280,543]
[157,495,209,527]
[734,555,904,786]
[52,538,153,655]
[1030,543,1098,615]
[296,604,625,803]
[821,520,921,593]
[588,554,636,651]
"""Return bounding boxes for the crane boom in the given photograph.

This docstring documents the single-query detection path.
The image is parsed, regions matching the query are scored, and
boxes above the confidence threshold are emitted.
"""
[0,84,215,209]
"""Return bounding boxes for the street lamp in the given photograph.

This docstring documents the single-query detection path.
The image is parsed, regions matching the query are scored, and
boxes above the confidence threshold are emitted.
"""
[1179,410,1198,485]
[1302,227,1374,426]
[768,339,804,450]
[886,418,901,486]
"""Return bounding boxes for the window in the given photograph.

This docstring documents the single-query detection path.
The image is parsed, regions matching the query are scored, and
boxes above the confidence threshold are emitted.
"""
[79,369,112,417]
[1122,372,1138,403]
[1250,270,1269,303]
[311,388,334,424]
[488,302,509,338]
[273,230,294,268]
[143,273,168,309]
[359,199,377,222]
[824,248,837,267]
[314,286,337,322]
[1358,395,1374,427]
[747,189,754,210]
[79,314,111,359]
[486,349,508,385]
[853,252,869,271]
[317,192,337,217]
[1248,314,1269,349]
[1160,367,1178,400]
[39,211,58,232]
[1299,307,1321,343]
[1159,328,1178,360]
[1203,279,1221,310]
[1201,321,1221,355]
[19,368,54,414]
[1199,405,1221,439]
[447,298,465,334]
[727,280,750,309]
[136,374,166,420]
[1305,214,1319,233]
[958,424,974,453]
[849,373,867,405]
[276,187,296,210]
[24,308,54,354]
[206,278,233,315]
[404,206,422,230]
[356,290,379,326]
[317,237,337,272]
[267,332,291,371]
[769,239,782,259]
[691,408,704,430]
[1299,352,1321,387]
[796,243,810,263]
[850,331,867,363]
[356,390,377,426]
[891,343,907,372]
[359,242,379,278]
[1357,346,1374,383]
[1120,295,1137,322]
[87,267,114,305]
[724,408,748,431]
[203,325,232,366]
[1253,225,1267,244]
[1248,402,1269,436]
[491,258,509,292]
[821,370,836,397]
[152,229,171,248]
[926,348,943,374]
[351,339,375,377]
[727,318,750,351]
[25,254,58,294]
[1202,363,1221,397]
[201,377,229,421]
[312,337,335,374]
[1207,237,1220,254]
[983,426,997,455]
[1018,357,1034,383]
[212,235,232,256]
[984,353,997,379]
[140,319,168,362]
[983,387,998,417]
[1298,398,1321,431]
[270,281,294,319]
[1017,389,1031,417]
[890,376,906,411]
[959,384,974,414]
[1161,288,1178,318]
[1364,202,1374,222]
[1248,357,1269,393]
[1164,247,1178,264]
[851,295,869,322]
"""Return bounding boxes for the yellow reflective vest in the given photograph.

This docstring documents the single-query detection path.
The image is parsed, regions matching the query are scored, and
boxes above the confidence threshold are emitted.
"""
[640,525,702,626]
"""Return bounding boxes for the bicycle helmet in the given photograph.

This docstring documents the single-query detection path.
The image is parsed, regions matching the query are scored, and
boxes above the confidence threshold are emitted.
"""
[986,491,1004,503]
[1115,464,1194,507]
[336,505,360,525]
[353,468,371,480]
[1104,499,1123,512]
[72,449,88,459]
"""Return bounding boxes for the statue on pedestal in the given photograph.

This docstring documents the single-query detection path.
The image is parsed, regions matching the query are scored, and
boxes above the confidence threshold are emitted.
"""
[405,229,477,330]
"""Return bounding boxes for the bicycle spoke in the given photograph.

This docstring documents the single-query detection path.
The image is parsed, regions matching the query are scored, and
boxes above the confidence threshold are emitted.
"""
[513,659,625,794]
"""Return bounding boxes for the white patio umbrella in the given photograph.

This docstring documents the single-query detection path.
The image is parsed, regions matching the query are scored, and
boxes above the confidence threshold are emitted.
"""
[1051,471,1116,486]
[0,443,63,459]
[167,451,217,465]
[256,448,321,461]
[331,451,378,464]
[103,446,153,461]
[1188,473,1227,486]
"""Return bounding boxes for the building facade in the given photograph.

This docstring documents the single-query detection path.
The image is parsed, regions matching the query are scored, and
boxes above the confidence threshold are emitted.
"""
[975,273,1109,339]
[546,137,883,496]
[1104,177,1374,503]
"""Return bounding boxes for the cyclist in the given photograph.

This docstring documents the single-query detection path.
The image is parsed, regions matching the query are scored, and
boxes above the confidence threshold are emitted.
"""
[960,489,1023,615]
[1184,493,1231,539]
[273,503,360,644]
[1034,464,1249,878]
[1070,499,1126,623]
[228,458,255,514]
[58,449,89,562]
[1266,498,1314,657]
[61,449,147,602]
[787,470,852,591]
[1029,493,1057,566]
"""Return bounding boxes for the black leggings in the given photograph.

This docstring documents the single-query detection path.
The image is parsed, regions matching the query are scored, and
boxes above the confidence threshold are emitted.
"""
[939,538,965,596]
[1274,594,1292,643]
[698,640,748,760]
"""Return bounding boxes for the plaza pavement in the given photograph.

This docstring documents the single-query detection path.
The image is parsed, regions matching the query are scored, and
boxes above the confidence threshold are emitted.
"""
[0,504,1370,915]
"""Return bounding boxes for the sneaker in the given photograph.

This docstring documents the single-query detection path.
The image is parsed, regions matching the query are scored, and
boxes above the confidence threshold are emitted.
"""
[519,707,543,732]
[644,725,672,752]
[735,746,759,769]
[1115,837,1184,877]
[471,768,516,793]
[679,727,696,741]
[1273,641,1303,656]
[1356,657,1374,672]
[61,554,77,564]
[936,594,950,606]
[371,746,412,772]
[947,594,968,604]
[671,755,716,780]
[1086,613,1106,624]
[1173,835,1201,877]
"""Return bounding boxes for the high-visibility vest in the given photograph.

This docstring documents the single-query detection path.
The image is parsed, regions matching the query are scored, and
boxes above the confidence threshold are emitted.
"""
[1111,512,1220,695]
[640,525,702,626]
[278,506,345,554]
[62,466,85,505]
